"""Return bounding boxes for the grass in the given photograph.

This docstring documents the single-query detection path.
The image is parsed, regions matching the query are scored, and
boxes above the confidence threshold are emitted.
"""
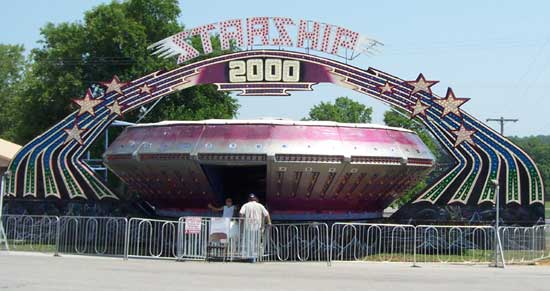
[546,201,550,218]
[4,241,57,253]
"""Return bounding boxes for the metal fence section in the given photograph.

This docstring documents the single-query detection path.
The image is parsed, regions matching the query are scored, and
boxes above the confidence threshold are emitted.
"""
[330,223,416,262]
[1,215,59,254]
[58,216,127,257]
[263,223,330,262]
[125,218,179,260]
[415,225,494,264]
[1,214,549,266]
[499,225,550,263]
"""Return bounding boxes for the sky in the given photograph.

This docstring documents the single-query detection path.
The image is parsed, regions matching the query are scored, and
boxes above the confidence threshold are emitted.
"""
[1,0,549,137]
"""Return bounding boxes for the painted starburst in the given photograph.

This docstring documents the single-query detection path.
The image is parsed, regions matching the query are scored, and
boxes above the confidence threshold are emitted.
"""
[72,89,102,116]
[452,124,476,147]
[378,81,394,94]
[406,73,439,96]
[100,75,128,95]
[433,88,469,117]
[64,124,85,144]
[408,98,430,118]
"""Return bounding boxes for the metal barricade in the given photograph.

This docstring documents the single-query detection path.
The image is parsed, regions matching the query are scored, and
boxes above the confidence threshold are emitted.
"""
[125,218,179,260]
[58,216,127,257]
[264,223,330,262]
[330,223,416,262]
[1,215,59,254]
[415,225,494,264]
[499,225,550,263]
[177,217,210,260]
[177,216,266,262]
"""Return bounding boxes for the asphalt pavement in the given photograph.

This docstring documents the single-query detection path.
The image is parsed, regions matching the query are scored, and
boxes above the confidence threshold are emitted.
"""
[1,252,549,291]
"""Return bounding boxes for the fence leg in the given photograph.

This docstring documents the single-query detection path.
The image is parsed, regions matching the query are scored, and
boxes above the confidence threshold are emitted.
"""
[123,219,130,261]
[54,217,60,257]
[412,227,419,267]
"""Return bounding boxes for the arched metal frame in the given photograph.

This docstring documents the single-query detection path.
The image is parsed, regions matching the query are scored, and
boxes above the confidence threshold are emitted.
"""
[4,50,545,222]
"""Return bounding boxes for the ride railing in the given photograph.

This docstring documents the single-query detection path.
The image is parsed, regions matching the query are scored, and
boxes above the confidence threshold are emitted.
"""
[330,223,416,262]
[177,216,272,262]
[264,223,330,263]
[2,214,549,265]
[124,218,179,260]
[58,216,127,257]
[414,225,495,264]
[499,225,550,263]
[1,215,59,254]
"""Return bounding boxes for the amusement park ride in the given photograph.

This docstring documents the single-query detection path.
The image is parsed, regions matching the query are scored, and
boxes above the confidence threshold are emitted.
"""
[2,17,545,224]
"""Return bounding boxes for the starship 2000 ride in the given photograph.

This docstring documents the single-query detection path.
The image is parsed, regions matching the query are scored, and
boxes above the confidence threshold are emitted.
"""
[104,119,434,220]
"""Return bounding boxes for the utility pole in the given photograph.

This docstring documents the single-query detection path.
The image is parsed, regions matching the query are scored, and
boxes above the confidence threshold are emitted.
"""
[486,117,518,135]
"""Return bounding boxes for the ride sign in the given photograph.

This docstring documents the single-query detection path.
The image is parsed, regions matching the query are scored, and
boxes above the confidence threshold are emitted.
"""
[148,17,383,64]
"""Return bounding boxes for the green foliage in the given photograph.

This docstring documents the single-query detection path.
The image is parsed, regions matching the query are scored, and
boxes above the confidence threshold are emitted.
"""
[0,44,26,140]
[303,97,373,123]
[510,135,550,201]
[2,0,238,144]
[383,108,448,207]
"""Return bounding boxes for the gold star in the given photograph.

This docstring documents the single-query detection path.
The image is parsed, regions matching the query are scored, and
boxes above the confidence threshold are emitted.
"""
[64,124,85,144]
[72,89,102,116]
[409,98,430,118]
[139,83,154,95]
[378,81,394,94]
[433,88,469,117]
[107,100,123,117]
[100,75,128,95]
[406,73,439,96]
[452,124,476,147]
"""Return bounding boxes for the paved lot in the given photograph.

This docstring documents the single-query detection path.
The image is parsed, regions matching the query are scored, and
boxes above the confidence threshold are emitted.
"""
[1,252,549,291]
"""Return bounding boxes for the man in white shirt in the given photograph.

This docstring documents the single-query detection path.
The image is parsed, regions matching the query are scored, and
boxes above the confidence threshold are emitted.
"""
[239,193,271,261]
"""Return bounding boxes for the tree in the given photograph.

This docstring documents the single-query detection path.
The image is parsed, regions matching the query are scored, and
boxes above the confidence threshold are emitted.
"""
[510,135,550,201]
[0,44,26,140]
[304,97,372,123]
[5,0,239,144]
[383,108,449,207]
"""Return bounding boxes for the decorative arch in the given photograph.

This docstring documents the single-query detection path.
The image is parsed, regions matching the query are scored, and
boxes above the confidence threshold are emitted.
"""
[5,49,544,222]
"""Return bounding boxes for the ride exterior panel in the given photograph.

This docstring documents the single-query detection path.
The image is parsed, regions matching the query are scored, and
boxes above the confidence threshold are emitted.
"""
[104,120,434,220]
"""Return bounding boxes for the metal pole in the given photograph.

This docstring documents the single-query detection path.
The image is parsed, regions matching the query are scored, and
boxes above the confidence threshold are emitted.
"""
[0,174,9,250]
[491,179,506,268]
[494,182,500,267]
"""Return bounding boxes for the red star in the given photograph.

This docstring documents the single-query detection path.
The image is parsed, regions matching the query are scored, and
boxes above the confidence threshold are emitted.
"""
[107,100,124,117]
[378,81,394,94]
[72,89,102,116]
[452,124,476,147]
[433,88,469,118]
[64,123,86,145]
[408,98,430,119]
[139,83,155,95]
[405,73,439,96]
[100,75,128,95]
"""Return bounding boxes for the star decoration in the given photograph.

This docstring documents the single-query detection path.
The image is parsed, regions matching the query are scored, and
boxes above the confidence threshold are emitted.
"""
[107,100,123,117]
[64,124,86,145]
[72,89,102,116]
[432,88,469,117]
[378,81,394,94]
[100,75,128,95]
[408,98,430,118]
[139,83,154,95]
[406,73,439,96]
[452,124,476,147]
